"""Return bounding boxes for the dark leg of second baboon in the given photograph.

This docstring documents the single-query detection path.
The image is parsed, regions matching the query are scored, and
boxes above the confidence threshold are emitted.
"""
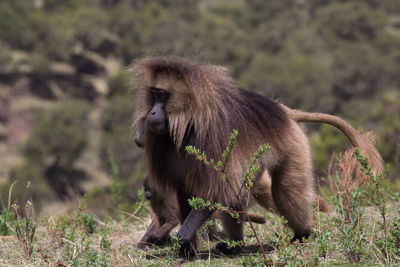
[217,211,244,254]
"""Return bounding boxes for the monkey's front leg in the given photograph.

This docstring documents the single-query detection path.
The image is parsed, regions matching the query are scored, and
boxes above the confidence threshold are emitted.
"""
[177,208,213,259]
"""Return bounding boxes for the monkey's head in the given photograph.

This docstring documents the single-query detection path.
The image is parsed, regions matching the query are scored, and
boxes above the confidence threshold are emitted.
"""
[132,57,237,147]
[144,73,192,136]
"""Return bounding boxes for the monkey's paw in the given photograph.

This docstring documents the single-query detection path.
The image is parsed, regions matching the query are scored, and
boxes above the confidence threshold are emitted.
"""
[216,242,242,255]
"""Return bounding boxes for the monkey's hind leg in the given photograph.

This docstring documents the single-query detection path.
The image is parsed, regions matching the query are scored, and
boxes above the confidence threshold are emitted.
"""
[147,222,176,245]
[137,218,160,250]
[216,211,244,255]
[271,160,314,242]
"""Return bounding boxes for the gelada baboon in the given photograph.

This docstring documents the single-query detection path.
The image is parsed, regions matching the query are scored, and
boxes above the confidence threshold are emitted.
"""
[137,176,266,250]
[132,57,382,257]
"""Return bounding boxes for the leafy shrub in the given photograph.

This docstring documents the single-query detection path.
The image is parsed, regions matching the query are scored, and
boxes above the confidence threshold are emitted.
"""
[0,209,14,235]
[101,96,142,180]
[107,71,131,98]
[9,101,91,201]
[79,212,97,234]
[240,52,334,113]
[316,2,388,42]
[23,101,90,169]
[8,164,56,206]
[311,124,348,175]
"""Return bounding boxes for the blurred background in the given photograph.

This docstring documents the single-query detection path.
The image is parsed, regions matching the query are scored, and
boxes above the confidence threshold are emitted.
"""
[0,0,399,216]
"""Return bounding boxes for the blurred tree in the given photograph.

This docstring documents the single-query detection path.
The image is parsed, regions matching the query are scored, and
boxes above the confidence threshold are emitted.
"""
[20,101,90,198]
[23,101,90,168]
[8,163,57,207]
[311,124,349,176]
[101,96,142,180]
[0,1,36,51]
[107,71,131,98]
[251,9,309,54]
[246,0,297,26]
[316,1,387,42]
[239,52,334,113]
[372,92,400,172]
[330,43,393,117]
[110,1,168,62]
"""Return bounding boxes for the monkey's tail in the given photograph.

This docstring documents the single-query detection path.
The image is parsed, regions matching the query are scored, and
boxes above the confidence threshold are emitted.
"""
[285,107,383,177]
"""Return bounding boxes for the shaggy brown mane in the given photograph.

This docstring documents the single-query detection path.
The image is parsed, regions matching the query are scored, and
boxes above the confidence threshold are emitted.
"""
[132,57,242,150]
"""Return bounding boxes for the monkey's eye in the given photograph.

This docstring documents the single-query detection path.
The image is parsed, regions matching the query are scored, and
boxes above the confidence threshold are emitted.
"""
[150,87,170,102]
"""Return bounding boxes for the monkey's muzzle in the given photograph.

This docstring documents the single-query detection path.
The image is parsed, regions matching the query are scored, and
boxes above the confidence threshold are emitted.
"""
[147,103,168,135]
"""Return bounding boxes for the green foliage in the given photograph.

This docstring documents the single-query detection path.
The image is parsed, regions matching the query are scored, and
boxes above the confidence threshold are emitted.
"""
[316,2,388,42]
[74,195,98,235]
[9,101,91,201]
[23,101,90,168]
[0,209,14,236]
[12,201,36,258]
[331,173,365,262]
[330,44,393,118]
[328,148,400,263]
[240,52,334,113]
[8,164,56,205]
[246,0,297,26]
[101,96,142,180]
[243,143,271,190]
[311,124,349,175]
[1,173,400,265]
[79,212,97,234]
[108,151,123,208]
[372,93,400,171]
[107,71,131,98]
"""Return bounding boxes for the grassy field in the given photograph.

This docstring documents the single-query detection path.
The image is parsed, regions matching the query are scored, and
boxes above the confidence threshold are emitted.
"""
[0,151,399,266]
[0,199,399,266]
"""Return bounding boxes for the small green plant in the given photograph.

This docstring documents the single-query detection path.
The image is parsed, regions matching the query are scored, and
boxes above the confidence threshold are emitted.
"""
[331,156,366,262]
[170,233,182,258]
[0,208,14,235]
[73,195,97,234]
[108,150,123,208]
[186,130,271,263]
[79,212,97,234]
[12,201,36,258]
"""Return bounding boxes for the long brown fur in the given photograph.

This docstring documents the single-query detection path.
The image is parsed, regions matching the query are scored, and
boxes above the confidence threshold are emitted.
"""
[132,57,382,250]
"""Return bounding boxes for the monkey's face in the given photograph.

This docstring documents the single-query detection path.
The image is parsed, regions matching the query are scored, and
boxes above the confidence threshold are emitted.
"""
[146,87,170,135]
[146,74,192,136]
